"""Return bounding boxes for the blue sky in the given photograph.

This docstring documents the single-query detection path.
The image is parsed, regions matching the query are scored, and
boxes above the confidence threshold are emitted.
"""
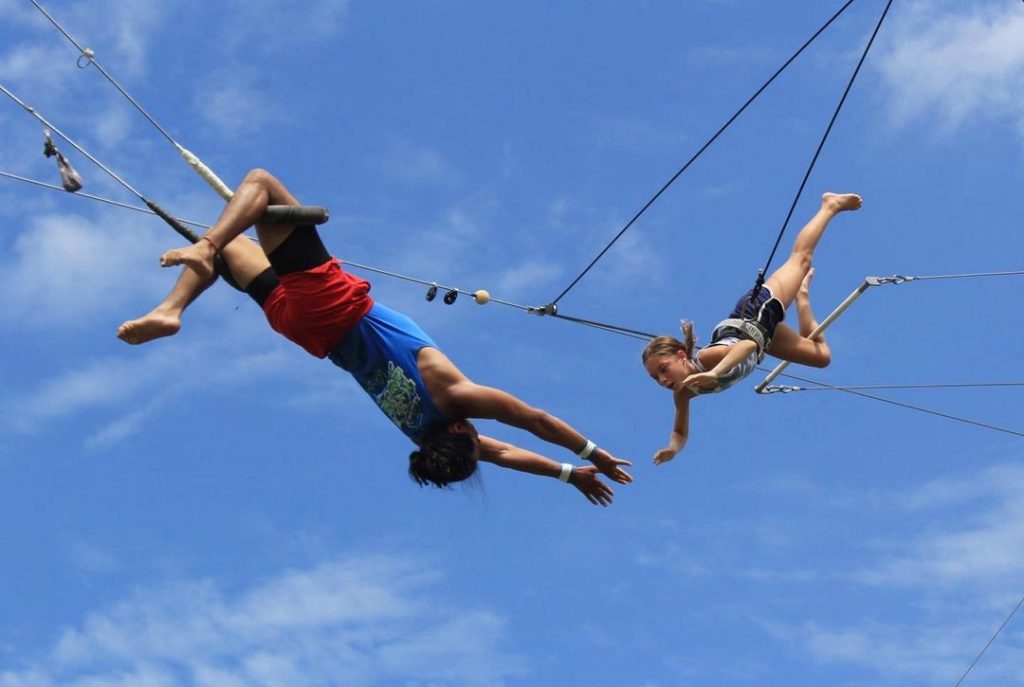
[1,0,1023,685]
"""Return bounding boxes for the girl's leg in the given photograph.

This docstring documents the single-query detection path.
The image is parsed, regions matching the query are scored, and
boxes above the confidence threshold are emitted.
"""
[765,269,831,367]
[159,168,304,280]
[117,235,271,345]
[764,192,861,309]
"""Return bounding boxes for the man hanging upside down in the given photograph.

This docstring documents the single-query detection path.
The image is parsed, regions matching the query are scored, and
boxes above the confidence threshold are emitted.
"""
[117,169,632,505]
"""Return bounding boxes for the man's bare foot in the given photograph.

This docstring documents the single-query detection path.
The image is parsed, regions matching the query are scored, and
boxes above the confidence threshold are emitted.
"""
[160,239,217,281]
[117,309,181,345]
[822,192,862,213]
[797,267,815,302]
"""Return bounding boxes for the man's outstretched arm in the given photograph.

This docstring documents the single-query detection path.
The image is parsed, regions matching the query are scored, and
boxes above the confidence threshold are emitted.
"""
[478,436,616,506]
[445,381,633,484]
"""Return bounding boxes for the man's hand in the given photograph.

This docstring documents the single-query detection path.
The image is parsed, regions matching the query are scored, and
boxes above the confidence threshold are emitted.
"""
[570,465,615,506]
[680,372,719,391]
[653,447,678,465]
[589,448,633,484]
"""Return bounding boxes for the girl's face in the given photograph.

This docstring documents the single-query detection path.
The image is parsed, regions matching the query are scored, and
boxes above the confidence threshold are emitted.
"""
[644,350,690,390]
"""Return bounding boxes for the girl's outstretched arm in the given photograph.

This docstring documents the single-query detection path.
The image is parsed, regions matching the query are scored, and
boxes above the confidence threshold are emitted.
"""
[478,435,616,506]
[682,339,759,391]
[654,391,692,465]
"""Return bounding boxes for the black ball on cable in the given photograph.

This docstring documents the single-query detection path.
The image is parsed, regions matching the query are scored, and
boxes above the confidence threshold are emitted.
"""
[443,289,458,305]
[425,283,438,301]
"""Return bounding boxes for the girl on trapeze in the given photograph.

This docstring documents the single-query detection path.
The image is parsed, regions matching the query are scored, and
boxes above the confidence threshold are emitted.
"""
[641,192,862,464]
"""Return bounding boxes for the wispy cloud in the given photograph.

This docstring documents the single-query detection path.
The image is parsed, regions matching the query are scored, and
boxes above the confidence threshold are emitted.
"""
[493,260,563,300]
[379,140,462,186]
[4,317,278,424]
[875,2,1024,134]
[0,555,526,686]
[0,212,168,326]
[763,465,1024,683]
[763,619,971,684]
[222,0,350,50]
[194,68,282,140]
[853,464,1024,588]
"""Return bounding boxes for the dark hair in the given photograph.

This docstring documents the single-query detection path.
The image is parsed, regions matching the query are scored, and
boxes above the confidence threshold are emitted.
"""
[409,422,479,488]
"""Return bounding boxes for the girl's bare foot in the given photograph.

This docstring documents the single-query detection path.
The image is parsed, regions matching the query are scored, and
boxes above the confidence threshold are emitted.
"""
[160,239,217,281]
[822,192,862,213]
[116,309,181,345]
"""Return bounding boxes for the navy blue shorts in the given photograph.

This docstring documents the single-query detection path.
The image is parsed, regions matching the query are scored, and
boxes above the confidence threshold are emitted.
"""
[713,286,785,344]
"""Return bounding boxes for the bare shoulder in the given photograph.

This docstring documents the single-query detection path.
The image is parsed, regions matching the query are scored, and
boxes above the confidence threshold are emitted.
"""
[417,346,470,413]
[416,346,465,379]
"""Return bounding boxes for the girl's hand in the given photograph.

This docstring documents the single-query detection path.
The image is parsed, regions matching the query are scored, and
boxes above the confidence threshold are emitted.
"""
[569,465,615,506]
[653,447,678,465]
[590,448,633,484]
[680,372,719,391]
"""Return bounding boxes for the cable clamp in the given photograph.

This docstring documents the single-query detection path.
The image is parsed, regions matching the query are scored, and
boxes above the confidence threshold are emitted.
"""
[528,303,558,317]
[761,385,801,394]
[869,274,915,286]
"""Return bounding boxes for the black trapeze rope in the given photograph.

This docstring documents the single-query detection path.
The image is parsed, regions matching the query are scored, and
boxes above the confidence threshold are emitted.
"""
[953,593,1024,687]
[548,0,860,307]
[748,0,894,303]
[766,369,1024,439]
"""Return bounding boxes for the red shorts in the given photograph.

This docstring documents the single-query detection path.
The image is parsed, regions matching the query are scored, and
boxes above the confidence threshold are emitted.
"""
[262,260,374,358]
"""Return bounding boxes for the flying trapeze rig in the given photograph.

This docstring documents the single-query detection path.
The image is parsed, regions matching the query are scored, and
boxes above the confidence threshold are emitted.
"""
[4,2,1024,683]
[1,0,1022,442]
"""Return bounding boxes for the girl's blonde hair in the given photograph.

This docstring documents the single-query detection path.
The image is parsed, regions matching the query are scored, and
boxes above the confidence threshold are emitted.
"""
[641,320,696,363]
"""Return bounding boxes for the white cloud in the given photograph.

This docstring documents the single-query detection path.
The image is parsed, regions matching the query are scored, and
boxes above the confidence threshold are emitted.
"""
[195,69,281,140]
[89,106,134,152]
[0,43,72,95]
[765,620,969,683]
[493,260,563,300]
[757,465,1024,684]
[68,541,120,576]
[223,0,350,50]
[0,556,525,687]
[379,141,461,186]
[875,2,1024,134]
[853,464,1024,588]
[0,211,168,326]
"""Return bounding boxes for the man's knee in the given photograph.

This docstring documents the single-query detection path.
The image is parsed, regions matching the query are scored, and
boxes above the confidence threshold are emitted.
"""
[242,168,276,187]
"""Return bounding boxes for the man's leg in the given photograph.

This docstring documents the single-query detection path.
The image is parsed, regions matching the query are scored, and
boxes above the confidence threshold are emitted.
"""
[117,234,272,345]
[764,192,861,309]
[159,168,304,279]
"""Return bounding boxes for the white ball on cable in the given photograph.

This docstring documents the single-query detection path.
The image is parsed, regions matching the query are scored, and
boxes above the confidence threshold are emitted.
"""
[473,289,490,305]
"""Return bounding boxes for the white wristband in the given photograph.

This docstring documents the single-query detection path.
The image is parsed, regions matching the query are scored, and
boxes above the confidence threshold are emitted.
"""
[558,463,574,483]
[577,439,597,460]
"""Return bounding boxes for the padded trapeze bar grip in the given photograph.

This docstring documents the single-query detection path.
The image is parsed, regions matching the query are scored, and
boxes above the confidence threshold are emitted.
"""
[261,205,330,225]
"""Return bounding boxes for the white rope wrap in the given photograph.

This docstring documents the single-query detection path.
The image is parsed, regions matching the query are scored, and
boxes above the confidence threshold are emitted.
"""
[177,145,233,200]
